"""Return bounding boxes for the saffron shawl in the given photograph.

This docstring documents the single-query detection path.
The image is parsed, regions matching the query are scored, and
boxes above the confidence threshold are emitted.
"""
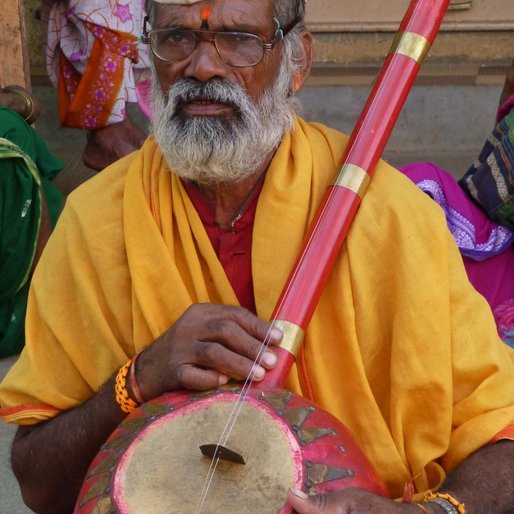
[1,118,513,499]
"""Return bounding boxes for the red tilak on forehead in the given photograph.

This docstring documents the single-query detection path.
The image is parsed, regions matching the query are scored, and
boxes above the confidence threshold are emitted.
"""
[200,5,212,29]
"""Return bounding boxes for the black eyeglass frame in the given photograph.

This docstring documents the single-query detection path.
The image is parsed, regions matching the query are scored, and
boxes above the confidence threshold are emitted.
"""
[140,16,301,68]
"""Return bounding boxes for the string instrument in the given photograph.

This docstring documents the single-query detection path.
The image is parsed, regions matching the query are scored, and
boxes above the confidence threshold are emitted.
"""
[75,0,451,512]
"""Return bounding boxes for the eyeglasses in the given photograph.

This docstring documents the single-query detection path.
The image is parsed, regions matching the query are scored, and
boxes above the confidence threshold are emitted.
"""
[141,17,299,68]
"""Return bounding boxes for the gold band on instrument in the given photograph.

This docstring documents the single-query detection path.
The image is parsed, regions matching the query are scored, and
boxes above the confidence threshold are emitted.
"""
[272,320,305,357]
[389,31,431,64]
[334,164,371,198]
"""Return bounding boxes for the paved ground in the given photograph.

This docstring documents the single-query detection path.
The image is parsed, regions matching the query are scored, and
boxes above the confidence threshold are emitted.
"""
[0,356,31,514]
[0,79,504,513]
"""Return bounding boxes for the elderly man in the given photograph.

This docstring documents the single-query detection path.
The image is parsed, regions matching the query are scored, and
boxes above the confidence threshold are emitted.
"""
[1,0,514,513]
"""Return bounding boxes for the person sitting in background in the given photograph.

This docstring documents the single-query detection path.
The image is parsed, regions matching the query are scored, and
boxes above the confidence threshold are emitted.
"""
[43,0,151,171]
[0,86,64,357]
[401,61,514,347]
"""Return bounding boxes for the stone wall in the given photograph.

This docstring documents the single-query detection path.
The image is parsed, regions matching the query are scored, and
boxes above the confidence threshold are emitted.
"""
[23,0,513,85]
[1,0,31,88]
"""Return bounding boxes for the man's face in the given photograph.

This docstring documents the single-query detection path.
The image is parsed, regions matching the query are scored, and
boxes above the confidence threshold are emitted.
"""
[153,0,283,111]
[150,0,302,185]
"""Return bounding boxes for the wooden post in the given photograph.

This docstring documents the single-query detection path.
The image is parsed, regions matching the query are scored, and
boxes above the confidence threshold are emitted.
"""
[0,0,31,89]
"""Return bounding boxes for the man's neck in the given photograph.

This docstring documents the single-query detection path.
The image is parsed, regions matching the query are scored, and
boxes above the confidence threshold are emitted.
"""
[194,155,273,230]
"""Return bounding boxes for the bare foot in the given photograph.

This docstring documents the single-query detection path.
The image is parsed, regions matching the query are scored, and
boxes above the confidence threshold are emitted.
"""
[83,115,147,171]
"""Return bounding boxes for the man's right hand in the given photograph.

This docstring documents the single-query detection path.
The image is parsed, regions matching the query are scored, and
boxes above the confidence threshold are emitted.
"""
[10,304,282,514]
[135,304,282,400]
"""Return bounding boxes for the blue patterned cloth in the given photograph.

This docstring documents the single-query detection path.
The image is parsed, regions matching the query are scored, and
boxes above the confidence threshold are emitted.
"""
[459,98,514,230]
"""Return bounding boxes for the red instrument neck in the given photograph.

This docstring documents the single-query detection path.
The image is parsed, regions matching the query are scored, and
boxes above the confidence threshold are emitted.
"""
[256,0,451,391]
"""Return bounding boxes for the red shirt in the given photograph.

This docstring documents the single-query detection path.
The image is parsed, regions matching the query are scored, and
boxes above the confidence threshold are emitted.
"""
[182,179,263,313]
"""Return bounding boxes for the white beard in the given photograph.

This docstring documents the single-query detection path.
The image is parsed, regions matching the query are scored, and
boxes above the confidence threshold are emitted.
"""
[151,63,297,185]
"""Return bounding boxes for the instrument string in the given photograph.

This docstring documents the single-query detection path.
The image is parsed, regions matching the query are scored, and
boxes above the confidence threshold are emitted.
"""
[194,325,275,513]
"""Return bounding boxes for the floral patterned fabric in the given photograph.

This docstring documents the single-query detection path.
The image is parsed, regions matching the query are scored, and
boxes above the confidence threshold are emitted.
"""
[45,0,151,129]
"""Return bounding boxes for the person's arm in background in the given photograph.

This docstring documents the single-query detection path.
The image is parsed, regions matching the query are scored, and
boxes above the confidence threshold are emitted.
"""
[0,86,40,124]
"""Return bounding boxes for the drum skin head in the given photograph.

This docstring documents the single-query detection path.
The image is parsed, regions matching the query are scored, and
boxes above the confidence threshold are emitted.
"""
[76,387,388,513]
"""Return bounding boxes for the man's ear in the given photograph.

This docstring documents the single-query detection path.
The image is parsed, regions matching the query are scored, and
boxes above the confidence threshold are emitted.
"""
[292,31,314,93]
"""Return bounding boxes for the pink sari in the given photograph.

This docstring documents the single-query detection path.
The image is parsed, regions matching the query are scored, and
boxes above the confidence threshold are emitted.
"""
[401,161,514,347]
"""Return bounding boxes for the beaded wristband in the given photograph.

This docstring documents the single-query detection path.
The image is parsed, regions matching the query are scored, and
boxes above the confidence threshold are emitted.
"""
[425,491,466,514]
[115,359,138,414]
[129,352,145,404]
[413,503,429,514]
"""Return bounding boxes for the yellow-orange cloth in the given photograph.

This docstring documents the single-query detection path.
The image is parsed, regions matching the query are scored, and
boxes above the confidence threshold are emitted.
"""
[1,118,513,499]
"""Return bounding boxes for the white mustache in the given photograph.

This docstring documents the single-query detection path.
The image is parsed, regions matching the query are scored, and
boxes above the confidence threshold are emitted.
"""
[168,78,250,116]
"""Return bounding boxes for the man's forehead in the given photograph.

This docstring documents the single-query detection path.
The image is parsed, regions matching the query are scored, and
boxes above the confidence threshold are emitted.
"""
[153,0,273,29]
[154,0,203,3]
[153,0,305,7]
[153,0,273,5]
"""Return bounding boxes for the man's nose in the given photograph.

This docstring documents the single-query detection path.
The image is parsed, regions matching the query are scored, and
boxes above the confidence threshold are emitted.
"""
[183,40,228,82]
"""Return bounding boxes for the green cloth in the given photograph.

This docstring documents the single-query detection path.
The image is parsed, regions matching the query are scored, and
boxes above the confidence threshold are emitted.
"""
[0,107,64,357]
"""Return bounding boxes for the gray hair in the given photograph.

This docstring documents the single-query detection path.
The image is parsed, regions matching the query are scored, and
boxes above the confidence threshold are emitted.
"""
[144,0,156,25]
[273,0,306,29]
[273,0,308,81]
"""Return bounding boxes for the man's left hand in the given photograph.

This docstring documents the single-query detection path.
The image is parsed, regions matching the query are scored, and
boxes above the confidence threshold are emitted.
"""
[287,487,421,514]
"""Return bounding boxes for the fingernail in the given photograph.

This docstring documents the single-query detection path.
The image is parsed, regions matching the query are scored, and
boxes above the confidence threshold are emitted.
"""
[262,351,277,367]
[290,487,309,499]
[253,366,266,381]
[218,374,229,385]
[270,328,283,341]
